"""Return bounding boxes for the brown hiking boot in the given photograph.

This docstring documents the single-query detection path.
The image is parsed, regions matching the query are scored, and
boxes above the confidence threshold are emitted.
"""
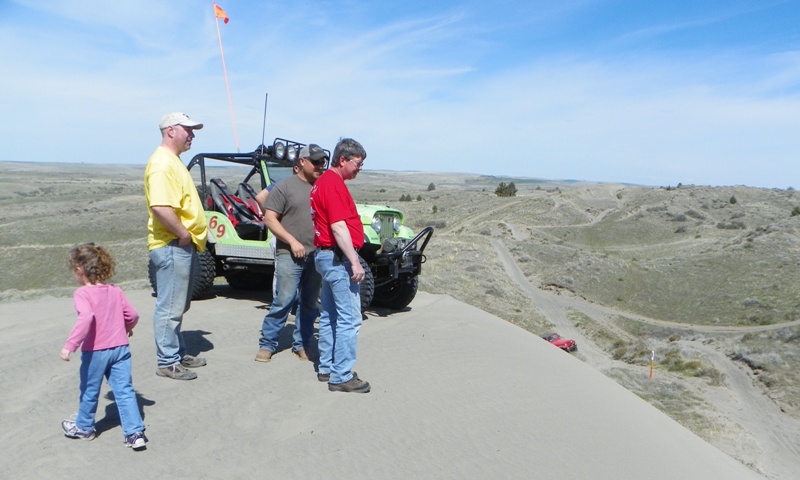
[293,349,314,362]
[328,375,370,393]
[255,349,273,363]
[156,363,197,380]
[181,355,207,368]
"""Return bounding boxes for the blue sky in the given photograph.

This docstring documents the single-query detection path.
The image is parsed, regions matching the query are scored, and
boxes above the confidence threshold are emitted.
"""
[1,0,799,187]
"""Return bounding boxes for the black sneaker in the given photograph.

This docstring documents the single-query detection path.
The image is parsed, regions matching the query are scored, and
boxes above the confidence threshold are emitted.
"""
[125,431,148,450]
[328,374,370,393]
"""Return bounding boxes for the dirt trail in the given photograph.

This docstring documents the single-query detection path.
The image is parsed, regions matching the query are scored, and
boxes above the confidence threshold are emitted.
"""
[443,199,526,233]
[491,238,800,480]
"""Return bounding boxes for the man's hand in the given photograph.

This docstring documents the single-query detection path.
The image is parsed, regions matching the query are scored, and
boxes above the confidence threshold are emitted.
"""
[289,239,306,259]
[178,231,193,247]
[350,258,365,283]
[60,348,71,361]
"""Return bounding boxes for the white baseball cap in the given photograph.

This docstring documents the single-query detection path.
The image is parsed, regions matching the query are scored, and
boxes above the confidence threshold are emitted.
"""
[159,112,203,130]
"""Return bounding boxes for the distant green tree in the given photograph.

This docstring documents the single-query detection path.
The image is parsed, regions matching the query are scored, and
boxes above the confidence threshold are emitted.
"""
[729,195,737,205]
[495,182,517,197]
[416,195,422,201]
[432,205,438,214]
[791,206,800,217]
[427,183,436,191]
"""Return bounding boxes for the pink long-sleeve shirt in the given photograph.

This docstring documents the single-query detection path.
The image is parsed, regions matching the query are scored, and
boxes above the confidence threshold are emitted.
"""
[63,284,139,353]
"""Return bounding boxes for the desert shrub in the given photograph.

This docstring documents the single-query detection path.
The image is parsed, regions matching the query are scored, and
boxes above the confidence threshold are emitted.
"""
[416,195,422,201]
[485,286,504,297]
[669,213,688,222]
[427,183,435,191]
[730,195,737,204]
[791,206,800,217]
[415,219,446,230]
[716,221,746,230]
[432,205,438,214]
[685,209,705,220]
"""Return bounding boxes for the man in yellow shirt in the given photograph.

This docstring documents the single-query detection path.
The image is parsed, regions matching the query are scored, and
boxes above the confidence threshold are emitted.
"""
[145,112,208,380]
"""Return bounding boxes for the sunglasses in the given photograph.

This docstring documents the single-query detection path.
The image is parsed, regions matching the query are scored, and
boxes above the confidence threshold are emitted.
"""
[308,158,327,167]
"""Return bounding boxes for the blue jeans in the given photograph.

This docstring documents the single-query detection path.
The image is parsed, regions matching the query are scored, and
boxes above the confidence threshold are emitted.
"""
[150,241,195,367]
[259,252,321,352]
[315,249,362,384]
[77,345,144,437]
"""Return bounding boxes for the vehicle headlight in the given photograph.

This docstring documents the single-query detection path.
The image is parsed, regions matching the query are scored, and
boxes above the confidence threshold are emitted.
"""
[393,217,401,232]
[287,145,299,162]
[372,216,382,233]
[273,140,286,160]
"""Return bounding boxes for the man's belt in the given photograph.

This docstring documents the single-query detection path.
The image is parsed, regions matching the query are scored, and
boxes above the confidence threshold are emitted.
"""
[319,245,359,252]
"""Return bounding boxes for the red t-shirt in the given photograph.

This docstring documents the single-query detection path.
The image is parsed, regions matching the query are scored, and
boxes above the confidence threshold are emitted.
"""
[310,169,364,249]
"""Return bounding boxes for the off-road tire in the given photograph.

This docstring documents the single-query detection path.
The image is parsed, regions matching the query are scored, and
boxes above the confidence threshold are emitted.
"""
[148,249,217,301]
[359,256,375,313]
[193,250,216,299]
[372,276,418,310]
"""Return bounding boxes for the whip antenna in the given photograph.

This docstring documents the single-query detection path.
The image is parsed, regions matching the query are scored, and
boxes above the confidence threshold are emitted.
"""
[261,93,269,152]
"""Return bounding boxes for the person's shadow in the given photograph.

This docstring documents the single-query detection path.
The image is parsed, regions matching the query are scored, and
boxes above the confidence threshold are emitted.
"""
[182,330,214,357]
[94,390,156,436]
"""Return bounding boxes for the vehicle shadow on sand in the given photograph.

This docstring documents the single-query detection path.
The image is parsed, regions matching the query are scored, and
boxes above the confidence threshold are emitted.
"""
[195,284,272,306]
[196,283,413,321]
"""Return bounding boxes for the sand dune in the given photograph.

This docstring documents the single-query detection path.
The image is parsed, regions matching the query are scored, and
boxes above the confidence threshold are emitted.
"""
[0,288,765,479]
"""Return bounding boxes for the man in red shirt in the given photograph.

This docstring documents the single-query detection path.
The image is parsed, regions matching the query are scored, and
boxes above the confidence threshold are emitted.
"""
[310,138,370,393]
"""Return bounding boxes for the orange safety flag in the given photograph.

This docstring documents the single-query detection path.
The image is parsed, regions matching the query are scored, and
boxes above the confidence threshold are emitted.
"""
[214,3,229,24]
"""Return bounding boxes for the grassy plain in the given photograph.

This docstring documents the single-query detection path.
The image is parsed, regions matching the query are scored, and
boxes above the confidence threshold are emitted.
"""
[2,161,799,448]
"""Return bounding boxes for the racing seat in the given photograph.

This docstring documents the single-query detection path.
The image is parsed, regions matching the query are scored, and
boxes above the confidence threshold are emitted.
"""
[235,182,263,219]
[208,178,266,240]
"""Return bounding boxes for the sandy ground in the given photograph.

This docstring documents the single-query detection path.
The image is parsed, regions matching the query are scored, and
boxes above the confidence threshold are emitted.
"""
[0,288,765,480]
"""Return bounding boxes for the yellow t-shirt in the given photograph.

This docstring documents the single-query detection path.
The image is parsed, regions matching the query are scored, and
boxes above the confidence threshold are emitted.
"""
[144,146,208,251]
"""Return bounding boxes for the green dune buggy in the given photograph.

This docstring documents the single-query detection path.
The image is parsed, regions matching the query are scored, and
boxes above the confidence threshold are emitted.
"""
[149,139,433,311]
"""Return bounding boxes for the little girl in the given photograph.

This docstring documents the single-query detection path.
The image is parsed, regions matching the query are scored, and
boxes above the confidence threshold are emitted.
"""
[60,243,148,450]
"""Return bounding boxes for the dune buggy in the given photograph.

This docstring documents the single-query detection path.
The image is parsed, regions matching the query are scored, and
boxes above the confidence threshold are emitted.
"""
[150,139,433,311]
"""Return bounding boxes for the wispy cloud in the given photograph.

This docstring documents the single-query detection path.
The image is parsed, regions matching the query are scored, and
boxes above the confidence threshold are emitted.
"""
[2,0,799,187]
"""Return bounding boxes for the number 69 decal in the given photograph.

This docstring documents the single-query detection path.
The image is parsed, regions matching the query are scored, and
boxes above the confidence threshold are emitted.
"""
[208,215,226,238]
